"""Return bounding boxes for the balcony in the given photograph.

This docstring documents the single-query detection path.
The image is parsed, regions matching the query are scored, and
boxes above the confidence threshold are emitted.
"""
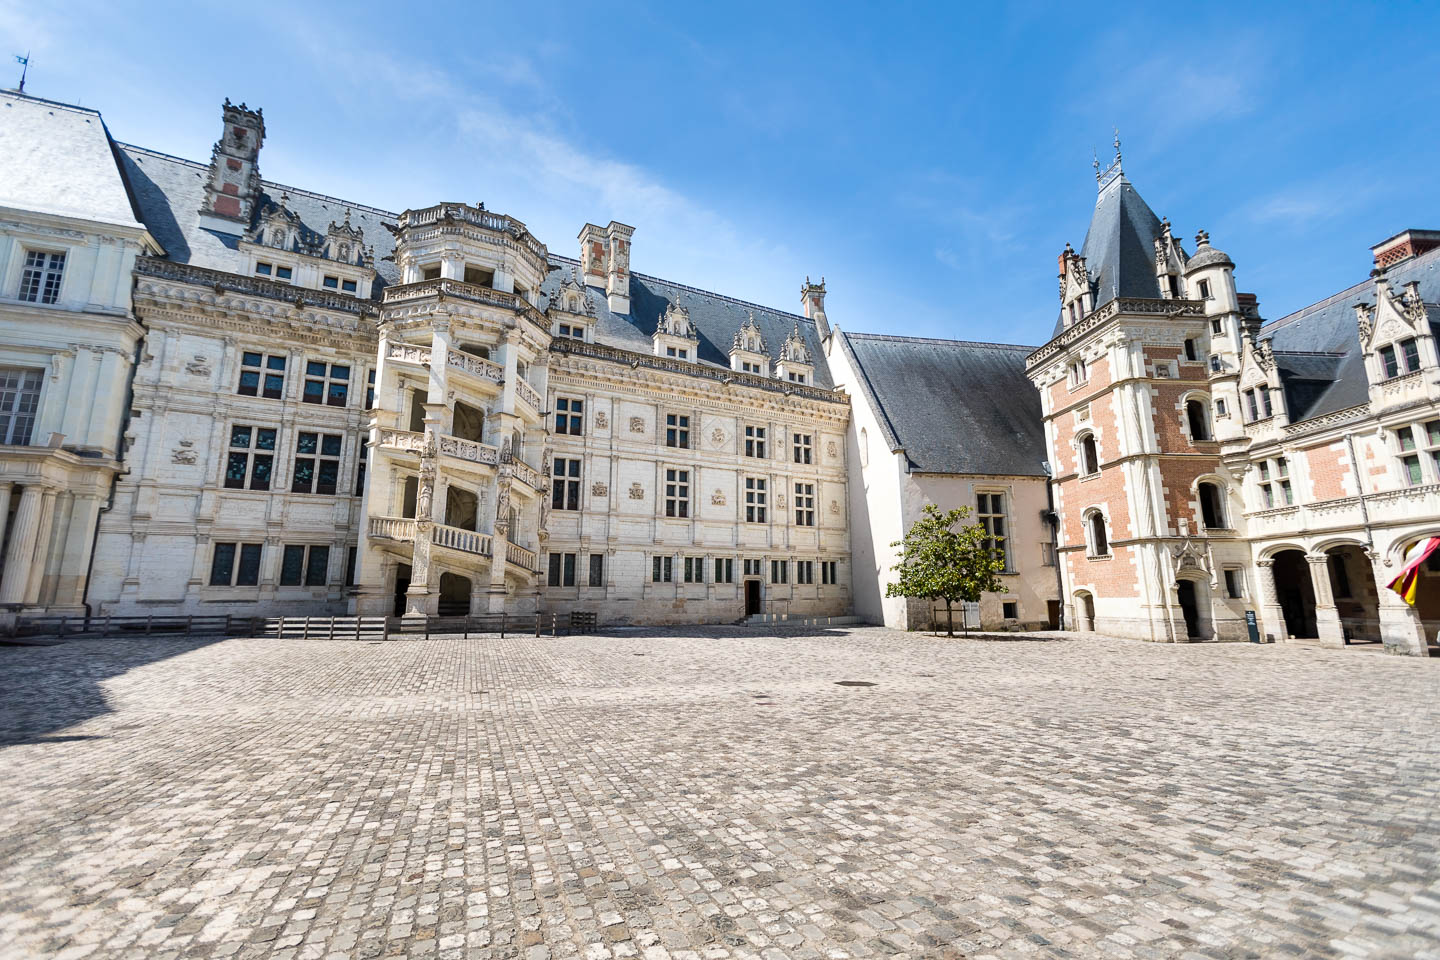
[447,349,504,388]
[376,429,427,455]
[369,516,416,543]
[513,376,542,414]
[438,434,499,467]
[382,277,522,312]
[500,455,543,492]
[386,341,432,367]
[432,523,492,557]
[1368,482,1440,525]
[505,540,538,572]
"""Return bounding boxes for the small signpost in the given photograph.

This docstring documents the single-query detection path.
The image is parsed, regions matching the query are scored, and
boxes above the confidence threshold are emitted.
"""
[1245,610,1260,644]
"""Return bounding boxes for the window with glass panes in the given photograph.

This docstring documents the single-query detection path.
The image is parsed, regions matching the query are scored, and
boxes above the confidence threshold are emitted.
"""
[1396,420,1440,485]
[665,413,689,448]
[794,482,815,526]
[792,433,812,464]
[1257,458,1293,506]
[209,542,262,586]
[743,559,762,578]
[223,425,276,490]
[744,425,766,458]
[1244,386,1274,422]
[683,557,704,583]
[0,367,43,446]
[795,560,814,584]
[548,552,577,587]
[556,322,585,340]
[588,554,604,587]
[820,560,838,585]
[744,477,767,522]
[552,457,581,510]
[365,369,375,410]
[254,262,293,281]
[651,555,673,582]
[770,559,788,584]
[1380,338,1421,379]
[977,492,1008,567]
[237,352,286,398]
[664,468,690,518]
[302,361,350,406]
[554,397,583,435]
[714,558,734,583]
[292,432,342,494]
[280,544,329,586]
[18,250,65,304]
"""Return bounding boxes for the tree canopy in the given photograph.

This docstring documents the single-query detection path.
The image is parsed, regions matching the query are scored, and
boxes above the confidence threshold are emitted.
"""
[885,503,1007,635]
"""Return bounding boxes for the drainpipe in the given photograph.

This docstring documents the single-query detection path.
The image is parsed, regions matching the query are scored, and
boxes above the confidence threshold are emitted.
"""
[1044,472,1065,630]
[1345,433,1376,551]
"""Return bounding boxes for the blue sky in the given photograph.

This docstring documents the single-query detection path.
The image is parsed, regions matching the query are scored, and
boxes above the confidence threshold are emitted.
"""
[4,1,1438,345]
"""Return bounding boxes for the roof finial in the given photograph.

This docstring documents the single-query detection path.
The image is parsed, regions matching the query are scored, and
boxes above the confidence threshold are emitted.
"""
[1092,148,1100,180]
[1096,129,1124,191]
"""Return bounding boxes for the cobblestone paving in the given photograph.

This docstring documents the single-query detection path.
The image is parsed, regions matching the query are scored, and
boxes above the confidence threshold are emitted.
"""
[1,628,1438,960]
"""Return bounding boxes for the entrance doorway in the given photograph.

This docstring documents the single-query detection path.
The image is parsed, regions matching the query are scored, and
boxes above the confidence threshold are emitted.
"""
[1326,544,1380,643]
[1177,580,1201,638]
[1271,549,1317,638]
[1046,599,1061,630]
[438,572,471,617]
[1075,591,1095,631]
[392,562,412,616]
[744,579,761,616]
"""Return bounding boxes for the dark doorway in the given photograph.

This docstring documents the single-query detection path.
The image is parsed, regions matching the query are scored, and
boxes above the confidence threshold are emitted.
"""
[1272,549,1317,638]
[1177,580,1201,638]
[392,562,412,616]
[745,580,761,616]
[438,572,471,617]
[1046,599,1061,630]
[1327,545,1379,643]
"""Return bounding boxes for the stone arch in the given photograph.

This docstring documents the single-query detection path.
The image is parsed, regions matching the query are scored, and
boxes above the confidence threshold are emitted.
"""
[1180,389,1212,442]
[1073,590,1096,632]
[1190,473,1231,531]
[1081,505,1110,557]
[1074,429,1100,476]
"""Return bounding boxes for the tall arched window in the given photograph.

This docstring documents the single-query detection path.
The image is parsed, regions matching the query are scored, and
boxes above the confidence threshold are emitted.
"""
[1187,399,1211,442]
[859,427,869,467]
[1080,434,1099,476]
[1086,511,1109,557]
[1198,481,1226,530]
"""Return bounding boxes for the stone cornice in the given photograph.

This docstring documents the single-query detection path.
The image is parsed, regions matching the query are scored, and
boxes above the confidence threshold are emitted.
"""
[136,256,375,316]
[1027,297,1207,370]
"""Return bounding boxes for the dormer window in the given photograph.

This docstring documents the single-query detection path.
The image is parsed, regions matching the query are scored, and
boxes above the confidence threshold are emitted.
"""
[741,361,762,374]
[18,250,65,304]
[787,371,807,384]
[1380,338,1420,379]
[556,322,585,341]
[666,347,688,360]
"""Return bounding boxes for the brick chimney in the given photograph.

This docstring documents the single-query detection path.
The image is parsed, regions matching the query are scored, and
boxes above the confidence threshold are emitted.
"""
[577,220,635,314]
[1372,229,1440,270]
[198,98,265,234]
[801,276,830,340]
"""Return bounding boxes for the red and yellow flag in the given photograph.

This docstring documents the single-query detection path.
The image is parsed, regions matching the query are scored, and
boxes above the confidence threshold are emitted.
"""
[1387,537,1440,606]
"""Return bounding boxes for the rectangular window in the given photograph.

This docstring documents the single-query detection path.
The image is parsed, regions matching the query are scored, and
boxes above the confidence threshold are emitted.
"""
[1261,387,1273,418]
[223,424,276,490]
[714,558,735,584]
[552,457,581,510]
[743,559,762,578]
[744,425,767,458]
[342,279,357,293]
[664,468,691,518]
[365,369,375,410]
[238,352,287,399]
[787,371,807,384]
[665,413,690,449]
[557,323,585,340]
[666,346,688,360]
[19,250,65,304]
[1211,316,1224,335]
[795,560,814,585]
[276,266,293,281]
[820,560,838,585]
[291,432,342,495]
[208,542,235,586]
[1069,358,1088,386]
[548,552,577,587]
[977,492,1008,568]
[303,545,329,586]
[770,559,788,584]
[1403,454,1424,486]
[792,433,812,464]
[744,477,767,522]
[0,366,43,446]
[280,544,305,586]
[323,275,339,289]
[254,262,272,276]
[1381,344,1399,379]
[1224,568,1244,599]
[683,556,704,583]
[1401,338,1421,374]
[651,555,673,583]
[208,542,263,587]
[1198,279,1212,299]
[741,361,762,374]
[1246,389,1259,422]
[345,546,357,587]
[302,361,350,407]
[1002,601,1018,619]
[554,397,584,435]
[794,482,815,526]
[1277,457,1293,504]
[588,554,604,587]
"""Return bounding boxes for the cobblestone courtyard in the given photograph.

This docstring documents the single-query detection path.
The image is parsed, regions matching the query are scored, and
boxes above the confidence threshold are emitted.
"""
[1,629,1437,960]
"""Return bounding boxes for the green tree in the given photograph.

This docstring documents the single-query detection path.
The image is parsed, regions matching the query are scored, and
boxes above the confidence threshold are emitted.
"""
[885,503,1007,637]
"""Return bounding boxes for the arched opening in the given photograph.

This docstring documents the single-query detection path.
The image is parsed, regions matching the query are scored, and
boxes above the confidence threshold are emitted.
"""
[1087,512,1109,556]
[1198,481,1226,530]
[407,387,427,433]
[392,562,412,617]
[445,486,479,531]
[1075,591,1096,632]
[1176,576,1212,639]
[1271,549,1317,639]
[859,427,869,467]
[1187,399,1211,441]
[1080,434,1099,476]
[438,572,472,617]
[1326,544,1380,644]
[453,401,486,443]
[401,476,418,518]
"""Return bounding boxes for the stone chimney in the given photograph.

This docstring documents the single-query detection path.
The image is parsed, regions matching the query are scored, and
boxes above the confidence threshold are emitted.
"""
[198,98,265,234]
[801,276,830,340]
[578,220,635,314]
[1371,229,1440,270]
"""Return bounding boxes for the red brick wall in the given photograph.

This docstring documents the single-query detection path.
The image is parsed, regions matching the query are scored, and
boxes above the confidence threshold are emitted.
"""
[1305,442,1350,500]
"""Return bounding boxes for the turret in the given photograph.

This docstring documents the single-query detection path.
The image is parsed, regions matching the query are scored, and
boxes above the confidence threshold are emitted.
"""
[198,98,265,234]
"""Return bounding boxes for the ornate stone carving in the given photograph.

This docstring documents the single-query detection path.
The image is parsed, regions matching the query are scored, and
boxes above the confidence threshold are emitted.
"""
[415,440,436,522]
[778,323,812,364]
[171,440,197,465]
[628,482,644,500]
[657,301,697,339]
[710,427,726,446]
[829,500,841,515]
[826,440,839,459]
[1353,302,1374,344]
[1253,335,1275,372]
[591,482,608,497]
[185,355,212,376]
[776,494,787,510]
[711,489,726,506]
[629,416,645,433]
[494,484,511,535]
[594,410,608,429]
[732,312,768,355]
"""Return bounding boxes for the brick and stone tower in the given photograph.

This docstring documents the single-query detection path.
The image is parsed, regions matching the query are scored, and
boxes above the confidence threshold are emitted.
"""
[198,99,265,232]
[1025,143,1252,642]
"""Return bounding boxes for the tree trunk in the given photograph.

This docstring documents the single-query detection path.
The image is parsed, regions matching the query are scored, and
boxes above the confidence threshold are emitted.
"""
[946,600,954,637]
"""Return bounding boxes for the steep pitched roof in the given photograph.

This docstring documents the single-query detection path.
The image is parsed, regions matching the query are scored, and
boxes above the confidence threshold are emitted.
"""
[1262,243,1440,422]
[1052,175,1166,337]
[837,331,1048,476]
[539,259,834,389]
[0,91,145,229]
[113,143,401,286]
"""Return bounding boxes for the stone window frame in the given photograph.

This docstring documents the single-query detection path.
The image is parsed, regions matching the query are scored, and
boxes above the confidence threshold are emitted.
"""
[1074,429,1101,478]
[1391,418,1440,488]
[1256,457,1293,508]
[208,541,263,587]
[795,560,815,585]
[551,457,582,511]
[664,412,691,449]
[793,481,815,527]
[651,555,674,583]
[744,424,767,458]
[663,466,691,519]
[291,430,343,496]
[222,422,278,491]
[1190,474,1232,532]
[975,488,1011,571]
[17,247,67,304]
[744,476,768,523]
[1179,389,1214,444]
[554,320,588,342]
[769,558,788,584]
[279,543,331,587]
[1377,337,1422,382]
[0,365,44,447]
[553,395,584,436]
[820,560,838,585]
[1081,505,1111,559]
[547,552,577,587]
[1222,566,1246,600]
[792,431,813,465]
[714,557,735,584]
[238,351,288,400]
[682,556,705,584]
[302,360,351,407]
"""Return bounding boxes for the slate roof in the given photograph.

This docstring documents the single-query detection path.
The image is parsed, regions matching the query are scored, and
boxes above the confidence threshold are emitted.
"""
[1052,176,1167,337]
[837,331,1048,476]
[113,143,401,286]
[539,258,833,389]
[1262,242,1440,422]
[0,91,145,229]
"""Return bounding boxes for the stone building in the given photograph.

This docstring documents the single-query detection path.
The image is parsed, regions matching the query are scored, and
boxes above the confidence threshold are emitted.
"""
[1026,143,1440,655]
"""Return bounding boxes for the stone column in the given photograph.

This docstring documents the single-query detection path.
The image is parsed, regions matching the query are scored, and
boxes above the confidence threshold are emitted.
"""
[0,482,13,548]
[1370,551,1429,656]
[1255,559,1286,642]
[0,485,43,606]
[1308,553,1345,647]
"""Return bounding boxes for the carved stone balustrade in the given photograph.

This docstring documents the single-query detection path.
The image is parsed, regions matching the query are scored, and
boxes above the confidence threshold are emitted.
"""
[386,341,432,366]
[505,541,538,572]
[377,428,427,455]
[500,456,543,492]
[437,434,499,466]
[1367,482,1440,525]
[432,523,492,557]
[382,277,521,311]
[447,349,504,385]
[513,377,542,413]
[369,516,416,542]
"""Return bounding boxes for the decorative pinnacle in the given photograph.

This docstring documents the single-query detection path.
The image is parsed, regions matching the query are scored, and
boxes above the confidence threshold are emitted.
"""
[1195,229,1210,246]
